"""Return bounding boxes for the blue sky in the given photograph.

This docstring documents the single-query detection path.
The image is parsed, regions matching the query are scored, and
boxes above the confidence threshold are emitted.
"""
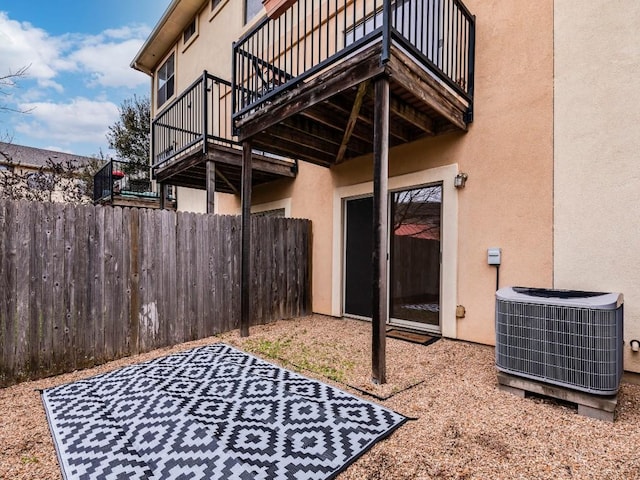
[0,0,172,157]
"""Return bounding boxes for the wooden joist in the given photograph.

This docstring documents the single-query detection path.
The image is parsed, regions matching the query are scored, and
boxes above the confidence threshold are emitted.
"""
[335,81,370,164]
[236,45,386,139]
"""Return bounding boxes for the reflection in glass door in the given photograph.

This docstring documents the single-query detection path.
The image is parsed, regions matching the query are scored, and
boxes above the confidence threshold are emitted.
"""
[389,185,442,332]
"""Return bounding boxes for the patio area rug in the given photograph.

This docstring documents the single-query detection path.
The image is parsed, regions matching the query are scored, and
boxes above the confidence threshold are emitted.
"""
[41,343,406,480]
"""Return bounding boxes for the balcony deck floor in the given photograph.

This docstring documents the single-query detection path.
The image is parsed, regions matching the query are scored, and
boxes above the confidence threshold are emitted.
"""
[235,41,471,167]
[154,141,297,193]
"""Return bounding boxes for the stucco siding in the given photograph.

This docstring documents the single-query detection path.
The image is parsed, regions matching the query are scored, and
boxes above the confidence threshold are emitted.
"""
[554,0,640,372]
[144,0,555,346]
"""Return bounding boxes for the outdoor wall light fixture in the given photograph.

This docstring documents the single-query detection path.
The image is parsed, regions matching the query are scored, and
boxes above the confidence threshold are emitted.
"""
[631,339,640,353]
[454,172,468,188]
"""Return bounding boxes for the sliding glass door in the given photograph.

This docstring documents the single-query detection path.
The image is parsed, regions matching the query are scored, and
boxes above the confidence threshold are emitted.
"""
[343,184,442,332]
[389,185,441,331]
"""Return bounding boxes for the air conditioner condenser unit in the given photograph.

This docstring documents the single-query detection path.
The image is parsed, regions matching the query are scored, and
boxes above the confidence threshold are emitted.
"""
[495,287,624,395]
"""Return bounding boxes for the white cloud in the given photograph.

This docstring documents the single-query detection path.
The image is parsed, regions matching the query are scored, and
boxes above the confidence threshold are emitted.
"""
[71,38,149,88]
[0,11,150,92]
[16,98,120,145]
[0,12,75,88]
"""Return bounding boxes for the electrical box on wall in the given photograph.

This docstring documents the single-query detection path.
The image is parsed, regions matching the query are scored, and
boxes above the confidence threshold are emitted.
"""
[488,248,501,265]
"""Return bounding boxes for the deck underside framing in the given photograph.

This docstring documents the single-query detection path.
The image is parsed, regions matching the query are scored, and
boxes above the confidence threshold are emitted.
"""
[235,41,471,167]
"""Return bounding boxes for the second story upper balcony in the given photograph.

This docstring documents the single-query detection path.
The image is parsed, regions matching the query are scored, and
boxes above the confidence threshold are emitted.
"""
[232,0,475,166]
[151,72,297,194]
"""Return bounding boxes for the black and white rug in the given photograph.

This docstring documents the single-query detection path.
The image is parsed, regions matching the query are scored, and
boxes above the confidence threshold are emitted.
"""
[42,343,406,480]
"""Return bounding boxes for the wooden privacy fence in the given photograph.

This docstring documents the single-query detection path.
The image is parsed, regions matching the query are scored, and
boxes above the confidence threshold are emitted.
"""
[0,199,311,387]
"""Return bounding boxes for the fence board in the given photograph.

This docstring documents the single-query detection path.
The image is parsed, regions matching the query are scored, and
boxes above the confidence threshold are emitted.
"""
[28,202,43,373]
[42,203,57,372]
[0,200,7,383]
[119,208,131,357]
[0,199,310,387]
[15,202,31,380]
[2,202,17,381]
[91,207,108,363]
[128,208,140,355]
[73,204,89,368]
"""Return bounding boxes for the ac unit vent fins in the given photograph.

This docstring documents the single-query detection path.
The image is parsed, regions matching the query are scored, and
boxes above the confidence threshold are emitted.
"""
[495,287,623,395]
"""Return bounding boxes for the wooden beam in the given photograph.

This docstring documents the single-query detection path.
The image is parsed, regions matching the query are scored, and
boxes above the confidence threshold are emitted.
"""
[388,46,468,131]
[327,94,412,144]
[206,144,296,177]
[215,167,239,195]
[240,141,252,338]
[336,81,369,164]
[206,160,215,214]
[154,152,204,184]
[389,95,435,135]
[252,132,335,167]
[300,107,372,145]
[236,44,385,139]
[280,115,370,156]
[159,182,166,210]
[372,77,389,385]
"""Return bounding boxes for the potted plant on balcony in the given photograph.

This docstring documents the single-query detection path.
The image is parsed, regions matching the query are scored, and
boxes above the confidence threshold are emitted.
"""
[262,0,295,19]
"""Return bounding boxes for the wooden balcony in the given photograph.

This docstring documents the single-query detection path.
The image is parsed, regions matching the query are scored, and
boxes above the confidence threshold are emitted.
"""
[93,159,175,210]
[231,0,475,383]
[232,0,475,166]
[151,73,297,195]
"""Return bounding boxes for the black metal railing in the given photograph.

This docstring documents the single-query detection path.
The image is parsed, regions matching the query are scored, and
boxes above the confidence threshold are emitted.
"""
[233,0,475,120]
[93,159,154,202]
[152,72,234,171]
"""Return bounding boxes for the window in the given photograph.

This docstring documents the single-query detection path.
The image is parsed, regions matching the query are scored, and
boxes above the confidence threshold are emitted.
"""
[157,53,175,108]
[212,0,223,9]
[183,18,196,44]
[253,208,286,218]
[0,164,13,173]
[244,0,262,24]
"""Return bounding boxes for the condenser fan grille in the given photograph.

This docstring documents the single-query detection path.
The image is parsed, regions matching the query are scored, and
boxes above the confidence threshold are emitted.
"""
[495,287,623,395]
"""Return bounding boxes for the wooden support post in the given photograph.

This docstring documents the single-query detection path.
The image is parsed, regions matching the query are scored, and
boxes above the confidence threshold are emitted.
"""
[372,77,389,385]
[240,140,252,338]
[206,160,216,214]
[159,182,166,210]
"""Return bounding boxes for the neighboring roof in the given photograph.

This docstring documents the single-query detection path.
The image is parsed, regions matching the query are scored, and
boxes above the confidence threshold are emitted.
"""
[131,0,207,75]
[0,142,96,170]
[394,223,440,241]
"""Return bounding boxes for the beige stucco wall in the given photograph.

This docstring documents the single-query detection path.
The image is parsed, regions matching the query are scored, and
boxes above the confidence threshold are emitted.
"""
[554,1,640,372]
[176,186,207,213]
[147,0,554,346]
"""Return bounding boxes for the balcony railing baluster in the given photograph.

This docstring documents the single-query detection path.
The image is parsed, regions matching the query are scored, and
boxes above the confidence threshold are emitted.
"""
[92,159,154,203]
[232,0,475,121]
[151,73,234,172]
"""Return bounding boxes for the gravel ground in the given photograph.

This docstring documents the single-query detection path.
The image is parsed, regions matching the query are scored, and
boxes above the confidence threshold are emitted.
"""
[1,315,639,480]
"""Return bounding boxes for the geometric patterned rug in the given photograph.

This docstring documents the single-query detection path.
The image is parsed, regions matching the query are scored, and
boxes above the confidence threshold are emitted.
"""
[41,343,406,480]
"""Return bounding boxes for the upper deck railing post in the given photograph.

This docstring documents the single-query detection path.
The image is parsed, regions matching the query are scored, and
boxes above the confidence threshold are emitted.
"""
[467,15,476,102]
[382,0,391,64]
[231,42,237,136]
[109,160,114,205]
[151,114,156,177]
[202,70,209,156]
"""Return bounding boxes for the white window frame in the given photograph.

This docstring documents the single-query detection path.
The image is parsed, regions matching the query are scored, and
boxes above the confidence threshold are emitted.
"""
[156,51,176,109]
[182,17,198,51]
